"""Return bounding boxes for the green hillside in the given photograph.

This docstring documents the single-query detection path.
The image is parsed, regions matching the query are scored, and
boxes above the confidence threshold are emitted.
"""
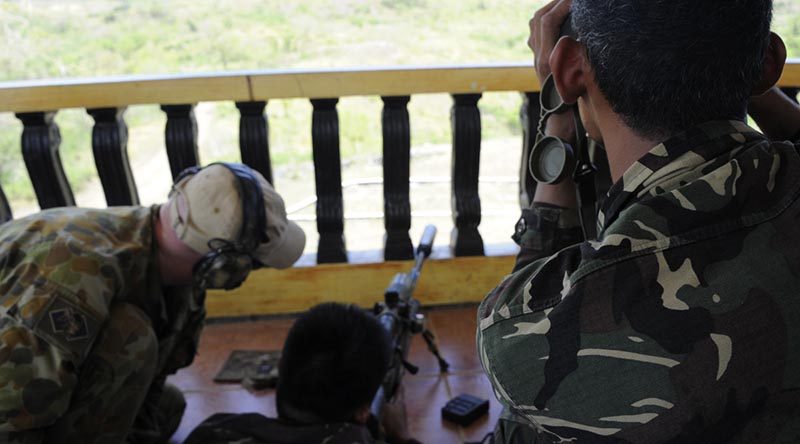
[0,0,797,205]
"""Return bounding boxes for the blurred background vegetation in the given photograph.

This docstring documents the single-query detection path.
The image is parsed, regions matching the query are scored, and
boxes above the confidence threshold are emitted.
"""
[0,0,798,209]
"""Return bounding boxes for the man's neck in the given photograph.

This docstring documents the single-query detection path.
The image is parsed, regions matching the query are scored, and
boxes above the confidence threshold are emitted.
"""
[602,122,662,182]
[155,204,199,286]
[590,94,663,182]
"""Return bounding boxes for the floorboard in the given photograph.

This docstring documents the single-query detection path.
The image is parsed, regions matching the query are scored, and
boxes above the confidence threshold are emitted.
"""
[168,304,500,443]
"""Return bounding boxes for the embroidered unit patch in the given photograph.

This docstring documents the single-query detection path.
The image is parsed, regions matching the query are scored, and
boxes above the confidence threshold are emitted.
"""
[31,293,101,362]
[49,307,90,341]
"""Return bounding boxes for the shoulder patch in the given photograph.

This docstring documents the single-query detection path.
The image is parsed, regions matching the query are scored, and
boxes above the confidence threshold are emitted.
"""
[32,293,102,363]
[48,305,90,341]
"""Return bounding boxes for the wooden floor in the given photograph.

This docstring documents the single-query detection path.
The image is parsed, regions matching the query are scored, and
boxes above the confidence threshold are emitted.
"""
[168,304,501,443]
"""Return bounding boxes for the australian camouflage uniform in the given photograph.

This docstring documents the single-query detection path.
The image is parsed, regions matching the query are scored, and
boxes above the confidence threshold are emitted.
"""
[0,206,205,443]
[479,121,800,443]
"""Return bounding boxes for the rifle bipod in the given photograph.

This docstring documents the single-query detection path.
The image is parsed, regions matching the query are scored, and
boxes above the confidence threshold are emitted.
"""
[422,327,450,373]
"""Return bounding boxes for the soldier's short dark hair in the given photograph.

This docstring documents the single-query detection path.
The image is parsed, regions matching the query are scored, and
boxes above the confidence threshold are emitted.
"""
[277,302,392,422]
[572,0,774,140]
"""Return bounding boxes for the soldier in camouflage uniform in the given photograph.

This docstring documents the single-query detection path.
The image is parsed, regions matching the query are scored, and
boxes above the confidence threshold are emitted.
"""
[479,0,800,442]
[184,303,419,444]
[0,163,305,443]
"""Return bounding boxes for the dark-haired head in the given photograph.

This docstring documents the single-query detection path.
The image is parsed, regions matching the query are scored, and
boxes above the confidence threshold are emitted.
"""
[571,0,776,140]
[276,302,392,423]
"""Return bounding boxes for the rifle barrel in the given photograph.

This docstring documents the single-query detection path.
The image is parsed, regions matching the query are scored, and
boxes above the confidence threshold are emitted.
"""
[416,225,437,257]
[408,225,437,295]
[371,224,440,431]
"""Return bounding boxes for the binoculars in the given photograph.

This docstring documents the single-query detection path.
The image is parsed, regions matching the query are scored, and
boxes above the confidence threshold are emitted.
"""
[528,74,587,185]
[527,73,611,239]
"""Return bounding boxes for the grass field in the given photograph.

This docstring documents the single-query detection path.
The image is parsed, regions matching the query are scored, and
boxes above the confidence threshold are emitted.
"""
[0,0,798,208]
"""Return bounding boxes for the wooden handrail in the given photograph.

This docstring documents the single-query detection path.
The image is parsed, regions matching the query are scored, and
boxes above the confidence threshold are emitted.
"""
[1,60,798,113]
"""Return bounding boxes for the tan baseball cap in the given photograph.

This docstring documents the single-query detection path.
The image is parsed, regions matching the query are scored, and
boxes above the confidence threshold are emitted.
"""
[167,164,306,269]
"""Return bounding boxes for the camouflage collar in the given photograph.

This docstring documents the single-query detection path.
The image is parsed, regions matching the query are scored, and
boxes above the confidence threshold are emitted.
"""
[597,120,767,234]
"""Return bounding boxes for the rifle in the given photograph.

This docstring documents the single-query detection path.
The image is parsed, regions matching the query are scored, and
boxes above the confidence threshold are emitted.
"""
[368,224,450,428]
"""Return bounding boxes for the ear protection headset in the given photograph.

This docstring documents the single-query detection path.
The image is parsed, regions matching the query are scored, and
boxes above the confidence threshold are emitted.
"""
[172,162,268,290]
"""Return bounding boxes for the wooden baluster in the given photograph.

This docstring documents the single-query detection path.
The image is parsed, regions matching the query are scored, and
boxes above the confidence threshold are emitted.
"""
[311,98,347,263]
[87,107,139,206]
[381,96,413,260]
[450,93,485,256]
[236,101,274,185]
[0,185,11,223]
[16,112,75,209]
[161,104,200,181]
[519,92,540,209]
[781,87,799,104]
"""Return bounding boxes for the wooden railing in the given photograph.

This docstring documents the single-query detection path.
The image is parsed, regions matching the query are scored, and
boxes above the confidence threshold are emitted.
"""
[1,62,799,316]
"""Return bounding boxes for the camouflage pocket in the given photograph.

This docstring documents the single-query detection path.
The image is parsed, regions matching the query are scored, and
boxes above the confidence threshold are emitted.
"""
[16,281,103,365]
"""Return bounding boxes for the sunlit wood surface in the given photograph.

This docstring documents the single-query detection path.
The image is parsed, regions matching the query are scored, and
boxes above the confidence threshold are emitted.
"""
[206,254,516,318]
[0,60,798,113]
[781,60,800,87]
[168,304,500,444]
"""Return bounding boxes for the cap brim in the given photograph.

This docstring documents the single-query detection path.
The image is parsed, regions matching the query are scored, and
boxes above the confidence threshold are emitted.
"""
[256,221,306,269]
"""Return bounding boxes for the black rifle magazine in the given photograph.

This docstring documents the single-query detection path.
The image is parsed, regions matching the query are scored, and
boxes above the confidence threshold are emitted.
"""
[441,393,489,426]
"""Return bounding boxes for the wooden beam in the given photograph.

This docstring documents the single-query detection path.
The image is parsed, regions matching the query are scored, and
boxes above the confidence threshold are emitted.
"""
[0,65,540,113]
[206,254,516,318]
[248,64,540,100]
[779,62,800,89]
[0,60,797,113]
[0,75,251,113]
[1,61,798,114]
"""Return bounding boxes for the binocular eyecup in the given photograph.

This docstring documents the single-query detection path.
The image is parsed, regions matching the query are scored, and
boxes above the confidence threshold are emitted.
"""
[529,135,576,184]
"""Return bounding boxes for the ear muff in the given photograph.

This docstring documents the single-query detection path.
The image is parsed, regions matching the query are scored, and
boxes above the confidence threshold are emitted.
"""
[219,162,268,253]
[173,163,268,290]
[193,239,254,290]
[173,165,202,186]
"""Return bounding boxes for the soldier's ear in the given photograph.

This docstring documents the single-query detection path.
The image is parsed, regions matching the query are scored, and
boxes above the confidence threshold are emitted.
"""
[753,32,786,96]
[550,36,588,105]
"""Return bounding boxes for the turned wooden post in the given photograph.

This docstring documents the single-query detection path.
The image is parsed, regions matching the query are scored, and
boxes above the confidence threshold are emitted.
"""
[161,104,200,180]
[519,92,540,209]
[450,93,485,256]
[236,101,274,185]
[381,96,414,260]
[0,185,11,223]
[16,111,75,209]
[311,98,347,263]
[87,107,139,206]
[781,87,798,104]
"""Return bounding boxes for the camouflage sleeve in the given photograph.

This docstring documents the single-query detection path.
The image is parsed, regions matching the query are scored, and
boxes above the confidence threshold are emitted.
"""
[478,239,773,443]
[158,287,206,375]
[491,408,548,443]
[478,243,638,443]
[0,281,104,433]
[479,243,664,443]
[0,313,82,432]
[511,203,582,272]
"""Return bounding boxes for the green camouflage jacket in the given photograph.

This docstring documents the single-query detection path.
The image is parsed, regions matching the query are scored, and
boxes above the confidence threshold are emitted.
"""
[183,412,385,444]
[478,121,800,443]
[0,206,204,433]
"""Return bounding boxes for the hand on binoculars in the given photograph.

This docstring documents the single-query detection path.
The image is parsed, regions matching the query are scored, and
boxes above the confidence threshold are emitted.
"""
[545,112,576,143]
[749,86,800,141]
[528,0,572,85]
